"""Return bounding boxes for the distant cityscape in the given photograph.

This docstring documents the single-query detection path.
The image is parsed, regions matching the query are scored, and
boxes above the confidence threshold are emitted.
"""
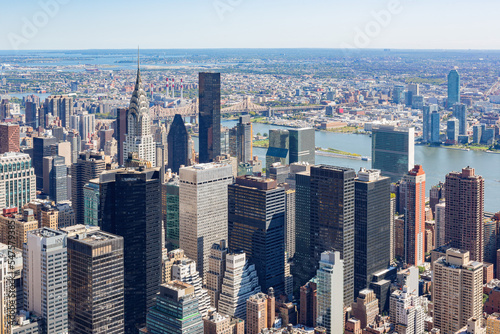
[0,48,499,334]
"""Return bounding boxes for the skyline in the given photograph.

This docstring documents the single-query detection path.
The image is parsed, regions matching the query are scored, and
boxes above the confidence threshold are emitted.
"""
[1,0,500,51]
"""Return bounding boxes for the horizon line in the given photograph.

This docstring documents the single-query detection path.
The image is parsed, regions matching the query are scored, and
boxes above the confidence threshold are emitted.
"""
[1,47,500,52]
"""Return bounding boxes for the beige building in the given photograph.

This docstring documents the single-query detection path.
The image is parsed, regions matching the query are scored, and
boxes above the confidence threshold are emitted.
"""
[351,289,379,329]
[205,241,228,309]
[246,291,275,334]
[0,208,38,249]
[433,249,483,334]
[179,163,233,277]
[41,208,58,230]
[486,313,500,334]
[202,310,244,334]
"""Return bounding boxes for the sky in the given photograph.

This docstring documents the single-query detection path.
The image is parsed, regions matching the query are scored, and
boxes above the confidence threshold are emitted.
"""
[1,0,499,50]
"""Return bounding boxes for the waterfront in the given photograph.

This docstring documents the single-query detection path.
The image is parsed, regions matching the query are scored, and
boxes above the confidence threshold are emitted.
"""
[221,120,500,212]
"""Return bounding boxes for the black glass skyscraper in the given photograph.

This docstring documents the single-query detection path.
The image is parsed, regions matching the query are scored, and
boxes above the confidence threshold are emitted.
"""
[198,72,221,163]
[167,114,189,173]
[97,168,162,334]
[289,128,315,165]
[310,165,355,306]
[293,171,313,292]
[33,136,57,190]
[354,169,391,299]
[228,176,285,294]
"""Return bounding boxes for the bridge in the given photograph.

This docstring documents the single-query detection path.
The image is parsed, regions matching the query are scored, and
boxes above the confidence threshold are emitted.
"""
[150,98,325,119]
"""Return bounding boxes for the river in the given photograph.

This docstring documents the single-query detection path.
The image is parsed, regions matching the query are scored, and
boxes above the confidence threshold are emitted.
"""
[218,120,500,213]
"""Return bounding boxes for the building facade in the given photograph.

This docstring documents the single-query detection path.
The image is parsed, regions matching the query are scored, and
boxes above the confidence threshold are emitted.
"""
[354,169,391,299]
[179,163,233,277]
[94,168,162,333]
[433,249,483,334]
[445,167,484,262]
[228,176,286,293]
[67,230,124,333]
[0,152,36,210]
[23,228,68,334]
[198,72,221,163]
[371,126,415,182]
[316,251,344,334]
[123,66,156,167]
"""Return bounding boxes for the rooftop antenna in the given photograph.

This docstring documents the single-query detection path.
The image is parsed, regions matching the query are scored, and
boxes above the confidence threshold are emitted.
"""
[137,46,140,70]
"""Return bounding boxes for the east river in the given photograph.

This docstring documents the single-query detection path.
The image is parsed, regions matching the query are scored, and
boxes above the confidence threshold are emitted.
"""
[218,121,499,213]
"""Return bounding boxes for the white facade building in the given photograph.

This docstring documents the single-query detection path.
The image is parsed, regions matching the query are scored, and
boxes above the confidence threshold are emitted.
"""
[23,228,68,334]
[171,257,211,317]
[390,286,425,334]
[316,251,344,334]
[218,252,261,320]
[179,163,233,277]
[0,152,36,210]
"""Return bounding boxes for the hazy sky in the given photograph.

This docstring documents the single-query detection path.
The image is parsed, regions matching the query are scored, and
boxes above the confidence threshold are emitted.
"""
[1,0,499,50]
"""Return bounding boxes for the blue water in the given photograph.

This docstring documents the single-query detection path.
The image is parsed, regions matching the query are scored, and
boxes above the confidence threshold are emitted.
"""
[222,120,500,213]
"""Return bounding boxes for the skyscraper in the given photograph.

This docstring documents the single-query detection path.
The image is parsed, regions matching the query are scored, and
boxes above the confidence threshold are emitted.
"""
[434,201,446,249]
[402,165,426,266]
[447,117,459,143]
[218,251,261,320]
[168,114,190,173]
[0,123,20,154]
[163,175,180,251]
[288,128,315,165]
[236,115,252,164]
[44,95,73,128]
[206,241,228,309]
[23,228,68,334]
[116,108,128,166]
[71,152,105,224]
[179,163,233,277]
[316,251,344,334]
[294,171,312,290]
[354,169,391,298]
[444,167,484,262]
[25,101,38,128]
[430,111,440,144]
[33,136,57,189]
[123,62,156,167]
[422,104,438,143]
[448,69,461,107]
[371,126,415,182]
[0,152,36,210]
[433,249,483,333]
[199,72,221,163]
[265,129,289,172]
[95,168,162,333]
[67,230,124,333]
[49,155,68,203]
[310,165,355,306]
[454,103,467,136]
[143,281,203,334]
[228,176,286,293]
[66,130,81,164]
[392,85,405,104]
